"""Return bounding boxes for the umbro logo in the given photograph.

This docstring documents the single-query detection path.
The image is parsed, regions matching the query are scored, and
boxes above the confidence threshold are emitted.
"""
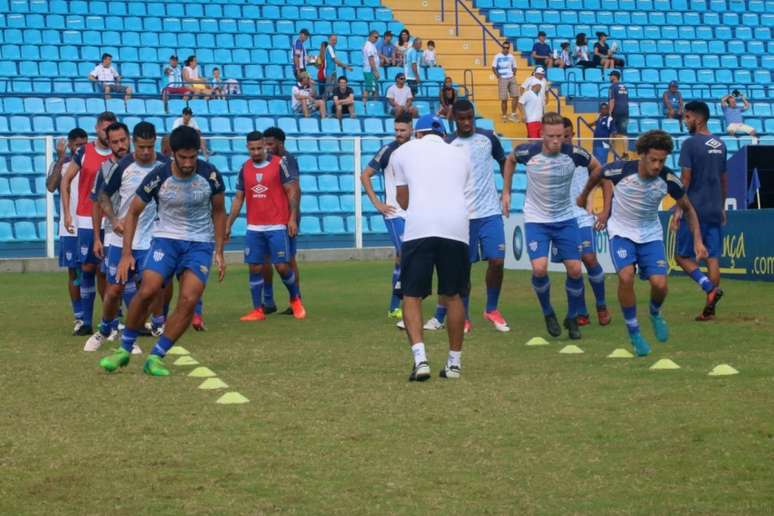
[251,184,268,194]
[705,138,723,149]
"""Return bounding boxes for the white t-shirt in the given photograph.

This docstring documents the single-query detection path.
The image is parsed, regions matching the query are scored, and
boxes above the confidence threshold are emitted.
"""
[90,64,119,83]
[183,65,200,82]
[522,76,547,103]
[50,158,79,237]
[291,84,312,110]
[173,117,200,131]
[519,90,544,123]
[492,53,516,79]
[391,134,474,244]
[386,84,412,107]
[362,40,378,70]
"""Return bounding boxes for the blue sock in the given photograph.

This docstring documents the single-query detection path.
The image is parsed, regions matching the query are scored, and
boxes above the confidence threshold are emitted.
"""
[389,263,401,311]
[650,299,663,316]
[79,269,96,328]
[485,287,500,313]
[71,298,83,320]
[565,275,585,318]
[111,318,120,331]
[99,318,112,337]
[151,334,174,358]
[152,314,165,326]
[280,271,300,300]
[120,328,138,353]
[531,275,554,315]
[621,305,640,336]
[194,298,203,316]
[249,272,264,309]
[434,304,447,323]
[586,263,607,309]
[689,268,715,293]
[122,281,137,309]
[463,295,470,319]
[263,282,275,307]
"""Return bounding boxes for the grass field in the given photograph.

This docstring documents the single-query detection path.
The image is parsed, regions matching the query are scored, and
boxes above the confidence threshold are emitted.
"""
[1,260,773,515]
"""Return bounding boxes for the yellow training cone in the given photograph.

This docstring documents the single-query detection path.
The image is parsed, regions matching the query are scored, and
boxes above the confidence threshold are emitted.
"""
[708,364,739,376]
[167,346,190,356]
[650,359,680,370]
[199,378,229,390]
[559,345,584,354]
[607,348,634,358]
[216,392,249,404]
[526,337,550,346]
[188,367,216,378]
[173,356,199,366]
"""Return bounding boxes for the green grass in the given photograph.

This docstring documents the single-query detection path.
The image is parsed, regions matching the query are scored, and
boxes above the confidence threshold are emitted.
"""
[1,261,773,515]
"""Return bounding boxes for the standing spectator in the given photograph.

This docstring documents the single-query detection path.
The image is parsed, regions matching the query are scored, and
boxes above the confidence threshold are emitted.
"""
[492,41,518,122]
[362,30,381,105]
[292,28,311,79]
[88,53,132,101]
[721,91,758,143]
[386,73,418,118]
[316,41,330,98]
[162,55,191,105]
[575,33,594,69]
[556,42,572,68]
[531,31,554,68]
[423,40,437,67]
[182,55,213,98]
[291,72,326,119]
[518,82,545,139]
[662,81,684,123]
[608,70,629,154]
[322,34,353,100]
[377,31,397,67]
[173,107,208,157]
[395,29,411,67]
[521,67,548,106]
[437,76,457,123]
[592,102,615,164]
[404,38,423,97]
[332,76,356,120]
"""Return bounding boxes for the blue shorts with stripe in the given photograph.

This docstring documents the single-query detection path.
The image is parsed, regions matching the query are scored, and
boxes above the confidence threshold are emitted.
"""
[610,236,668,280]
[143,237,214,286]
[245,229,292,265]
[106,245,148,285]
[469,215,506,263]
[385,217,405,254]
[525,219,581,262]
[676,220,722,259]
[59,235,80,268]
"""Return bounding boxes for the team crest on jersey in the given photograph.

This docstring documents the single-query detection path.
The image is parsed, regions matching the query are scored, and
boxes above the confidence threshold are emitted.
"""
[244,247,250,256]
[255,173,264,183]
[153,250,165,262]
[528,240,538,252]
[616,248,628,259]
[65,251,73,261]
[551,246,558,256]
[251,183,268,195]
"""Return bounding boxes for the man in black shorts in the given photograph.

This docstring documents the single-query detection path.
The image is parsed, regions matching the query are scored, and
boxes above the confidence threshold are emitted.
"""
[332,76,356,120]
[391,114,474,381]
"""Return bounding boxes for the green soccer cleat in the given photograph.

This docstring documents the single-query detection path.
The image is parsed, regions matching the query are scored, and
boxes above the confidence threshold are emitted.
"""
[143,355,171,377]
[100,348,131,373]
[388,308,403,320]
[650,314,669,342]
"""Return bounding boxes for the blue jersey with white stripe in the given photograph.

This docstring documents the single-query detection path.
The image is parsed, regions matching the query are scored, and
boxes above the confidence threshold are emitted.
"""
[447,129,506,219]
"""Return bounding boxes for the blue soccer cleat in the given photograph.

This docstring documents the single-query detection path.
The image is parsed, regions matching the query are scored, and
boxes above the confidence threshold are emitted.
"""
[629,332,652,357]
[650,314,669,342]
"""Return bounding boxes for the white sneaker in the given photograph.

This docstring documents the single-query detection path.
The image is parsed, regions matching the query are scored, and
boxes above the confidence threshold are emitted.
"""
[131,344,143,355]
[423,317,445,331]
[440,364,461,379]
[409,361,431,382]
[84,332,107,352]
[72,319,85,334]
[118,322,126,332]
[107,328,119,342]
[396,320,406,330]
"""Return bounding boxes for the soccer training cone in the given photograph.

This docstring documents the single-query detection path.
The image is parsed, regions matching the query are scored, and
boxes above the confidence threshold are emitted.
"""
[167,346,190,356]
[607,348,634,358]
[526,337,550,346]
[216,392,249,405]
[559,345,584,354]
[650,358,680,370]
[199,378,229,390]
[708,364,739,376]
[188,367,216,378]
[173,356,199,366]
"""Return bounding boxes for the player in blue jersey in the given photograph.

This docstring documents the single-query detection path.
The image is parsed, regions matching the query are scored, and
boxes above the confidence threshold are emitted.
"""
[424,99,508,334]
[99,126,227,376]
[670,101,726,321]
[361,112,413,322]
[577,130,707,356]
[503,112,603,339]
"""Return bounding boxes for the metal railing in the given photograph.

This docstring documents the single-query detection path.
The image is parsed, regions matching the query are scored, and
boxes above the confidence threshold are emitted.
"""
[441,0,503,66]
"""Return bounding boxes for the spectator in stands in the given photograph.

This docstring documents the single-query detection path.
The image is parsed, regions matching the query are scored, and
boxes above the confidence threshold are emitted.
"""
[162,55,191,105]
[721,91,758,143]
[88,53,132,101]
[173,107,208,156]
[211,67,226,100]
[322,34,353,100]
[292,28,311,79]
[437,76,457,124]
[362,30,381,105]
[531,31,554,68]
[662,81,684,123]
[396,29,411,67]
[574,33,594,69]
[423,41,437,67]
[405,38,423,97]
[608,70,629,155]
[518,82,544,139]
[332,76,356,120]
[593,32,616,69]
[386,73,418,118]
[556,42,572,68]
[182,55,213,98]
[592,102,615,164]
[492,41,518,122]
[316,41,330,97]
[292,71,326,120]
[521,67,547,106]
[378,31,397,67]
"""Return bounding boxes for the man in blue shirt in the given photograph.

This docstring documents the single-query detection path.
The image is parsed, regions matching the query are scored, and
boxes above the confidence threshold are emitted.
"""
[592,102,615,165]
[671,101,726,321]
[404,38,423,97]
[292,28,310,79]
[721,92,758,144]
[608,71,628,137]
[322,34,353,100]
[531,31,554,68]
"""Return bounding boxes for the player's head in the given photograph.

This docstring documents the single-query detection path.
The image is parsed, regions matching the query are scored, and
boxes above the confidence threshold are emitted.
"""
[95,111,118,147]
[246,131,267,163]
[182,107,193,123]
[541,112,565,154]
[599,101,609,116]
[414,114,445,139]
[609,70,620,83]
[169,125,201,177]
[635,130,673,178]
[263,127,286,156]
[684,101,710,134]
[160,135,172,157]
[393,112,413,145]
[101,53,112,66]
[105,122,130,160]
[561,116,574,144]
[132,121,157,165]
[67,128,88,155]
[368,30,379,43]
[452,99,476,137]
[727,95,737,108]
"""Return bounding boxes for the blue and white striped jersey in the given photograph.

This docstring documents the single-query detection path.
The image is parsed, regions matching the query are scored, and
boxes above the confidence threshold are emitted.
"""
[570,165,596,228]
[447,129,506,219]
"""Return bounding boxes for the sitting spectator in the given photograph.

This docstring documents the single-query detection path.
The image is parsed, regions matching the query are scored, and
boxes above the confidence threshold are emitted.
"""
[182,55,213,98]
[292,28,311,79]
[378,31,397,67]
[518,82,544,139]
[531,31,554,68]
[292,72,326,119]
[211,67,226,100]
[556,42,572,68]
[423,40,437,67]
[395,29,411,67]
[593,32,625,69]
[662,81,684,122]
[404,38,423,96]
[437,76,457,122]
[721,91,758,143]
[521,67,547,106]
[592,102,615,164]
[322,34,353,100]
[332,76,356,120]
[575,33,594,69]
[173,107,208,156]
[162,55,192,105]
[386,73,417,118]
[88,53,132,101]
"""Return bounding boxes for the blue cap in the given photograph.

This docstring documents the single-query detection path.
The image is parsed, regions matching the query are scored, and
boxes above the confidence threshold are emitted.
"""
[414,114,445,134]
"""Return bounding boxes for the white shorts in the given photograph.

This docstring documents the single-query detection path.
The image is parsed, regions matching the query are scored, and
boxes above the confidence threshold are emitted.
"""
[726,122,755,135]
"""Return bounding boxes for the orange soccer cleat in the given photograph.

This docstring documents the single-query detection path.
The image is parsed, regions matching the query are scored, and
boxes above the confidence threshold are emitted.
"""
[240,308,266,321]
[290,297,307,320]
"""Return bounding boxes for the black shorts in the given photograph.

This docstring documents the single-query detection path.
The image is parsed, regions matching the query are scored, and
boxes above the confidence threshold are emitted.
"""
[399,237,470,299]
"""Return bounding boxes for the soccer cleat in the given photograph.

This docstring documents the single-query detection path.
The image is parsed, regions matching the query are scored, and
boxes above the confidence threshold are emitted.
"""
[629,332,652,357]
[74,324,93,337]
[439,364,461,379]
[191,314,206,331]
[423,317,445,331]
[280,307,294,316]
[143,355,170,377]
[387,308,403,320]
[240,308,266,321]
[396,319,406,330]
[84,331,108,352]
[264,304,278,315]
[290,298,307,320]
[650,314,669,342]
[107,328,120,342]
[564,317,582,340]
[597,306,612,326]
[484,310,511,332]
[576,314,591,326]
[544,313,562,337]
[131,344,142,355]
[99,348,130,372]
[409,361,431,382]
[151,322,165,337]
[698,287,724,321]
[464,320,472,334]
[72,319,85,335]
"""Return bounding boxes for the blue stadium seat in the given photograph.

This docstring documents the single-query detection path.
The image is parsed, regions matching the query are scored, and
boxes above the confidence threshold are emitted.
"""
[368,215,387,233]
[300,176,318,192]
[14,221,37,240]
[0,199,16,218]
[322,215,346,234]
[300,217,322,235]
[0,223,13,242]
[319,195,341,212]
[318,175,339,192]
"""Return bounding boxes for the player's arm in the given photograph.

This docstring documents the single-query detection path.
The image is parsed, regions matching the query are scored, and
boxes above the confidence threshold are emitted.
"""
[283,181,300,238]
[670,167,692,230]
[211,192,227,282]
[46,139,68,193]
[720,171,728,225]
[577,163,604,209]
[502,152,517,217]
[116,196,145,284]
[60,159,81,234]
[91,200,105,259]
[595,178,613,230]
[226,166,246,241]
[393,156,409,210]
[676,195,707,261]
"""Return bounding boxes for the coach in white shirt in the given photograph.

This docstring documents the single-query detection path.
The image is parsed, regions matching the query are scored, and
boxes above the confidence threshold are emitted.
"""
[391,114,474,382]
[88,53,132,101]
[518,82,545,139]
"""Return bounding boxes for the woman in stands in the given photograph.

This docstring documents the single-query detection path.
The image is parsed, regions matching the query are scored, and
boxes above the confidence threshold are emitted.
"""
[182,55,213,99]
[437,76,457,124]
[396,30,411,67]
[593,33,616,69]
[574,33,594,69]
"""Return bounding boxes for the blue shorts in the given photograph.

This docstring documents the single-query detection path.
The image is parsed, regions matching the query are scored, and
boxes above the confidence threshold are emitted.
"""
[610,236,668,280]
[469,215,506,263]
[289,235,297,258]
[525,220,581,262]
[143,237,214,286]
[106,245,148,285]
[245,229,291,265]
[578,225,595,255]
[676,220,722,259]
[385,217,405,254]
[78,228,103,266]
[59,235,80,268]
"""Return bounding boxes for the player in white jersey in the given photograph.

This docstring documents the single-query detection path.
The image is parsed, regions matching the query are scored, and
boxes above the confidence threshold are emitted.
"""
[503,112,603,340]
[85,122,168,353]
[361,112,412,322]
[577,130,707,356]
[45,128,88,334]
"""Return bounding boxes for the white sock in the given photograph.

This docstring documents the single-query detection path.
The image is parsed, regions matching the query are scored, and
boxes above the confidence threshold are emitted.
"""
[411,342,427,366]
[447,350,462,368]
